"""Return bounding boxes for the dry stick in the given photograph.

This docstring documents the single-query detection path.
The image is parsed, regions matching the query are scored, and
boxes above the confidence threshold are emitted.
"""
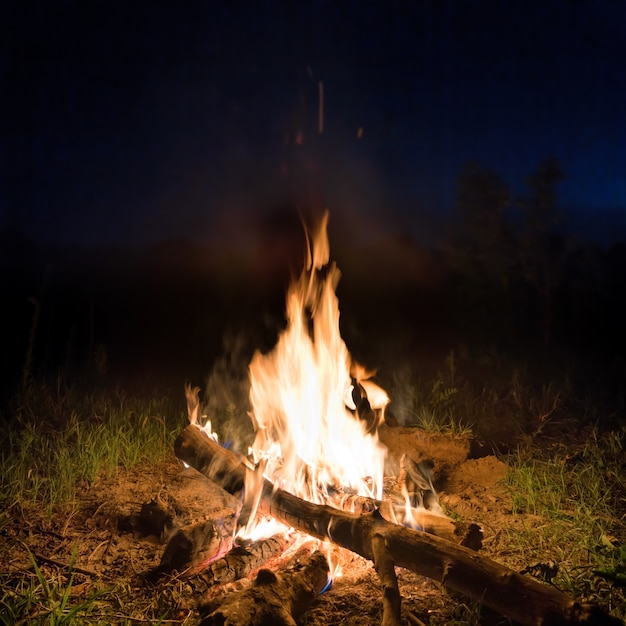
[405,611,427,626]
[31,552,100,578]
[371,533,401,626]
[175,425,621,626]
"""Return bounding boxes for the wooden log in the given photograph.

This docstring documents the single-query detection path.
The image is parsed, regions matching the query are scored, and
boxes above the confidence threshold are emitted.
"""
[175,424,621,626]
[185,534,292,593]
[371,533,401,626]
[158,515,235,575]
[175,423,480,549]
[325,487,481,548]
[198,550,329,626]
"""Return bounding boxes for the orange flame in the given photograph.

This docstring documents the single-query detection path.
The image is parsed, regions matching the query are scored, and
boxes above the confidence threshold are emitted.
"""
[242,211,388,534]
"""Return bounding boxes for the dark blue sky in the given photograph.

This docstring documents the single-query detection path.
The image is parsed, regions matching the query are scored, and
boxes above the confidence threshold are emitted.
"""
[4,0,626,247]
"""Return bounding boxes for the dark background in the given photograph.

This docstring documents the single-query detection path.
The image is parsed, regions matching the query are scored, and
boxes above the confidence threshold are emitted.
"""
[2,1,626,413]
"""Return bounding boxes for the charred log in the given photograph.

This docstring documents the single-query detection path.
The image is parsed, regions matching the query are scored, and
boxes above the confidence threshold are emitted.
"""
[186,534,292,593]
[198,550,329,626]
[176,424,621,626]
[159,515,235,575]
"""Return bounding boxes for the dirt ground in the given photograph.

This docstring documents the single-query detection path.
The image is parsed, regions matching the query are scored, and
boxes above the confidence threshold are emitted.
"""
[0,427,594,625]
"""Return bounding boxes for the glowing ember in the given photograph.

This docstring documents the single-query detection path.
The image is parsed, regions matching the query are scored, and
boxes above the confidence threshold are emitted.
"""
[241,211,388,536]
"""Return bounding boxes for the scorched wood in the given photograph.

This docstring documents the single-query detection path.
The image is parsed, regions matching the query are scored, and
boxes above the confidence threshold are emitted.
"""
[158,515,235,575]
[175,424,620,626]
[185,534,291,591]
[198,550,329,626]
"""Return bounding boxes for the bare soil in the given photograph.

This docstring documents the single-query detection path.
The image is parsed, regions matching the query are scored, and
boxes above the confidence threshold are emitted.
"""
[0,428,605,625]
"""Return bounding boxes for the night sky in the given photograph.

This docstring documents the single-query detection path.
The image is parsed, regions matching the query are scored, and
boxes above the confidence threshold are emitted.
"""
[4,0,626,248]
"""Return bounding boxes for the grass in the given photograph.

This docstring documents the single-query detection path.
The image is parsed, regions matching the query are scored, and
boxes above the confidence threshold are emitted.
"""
[1,351,625,624]
[392,349,626,622]
[0,380,184,516]
[0,380,191,625]
[396,350,476,436]
[395,348,567,439]
[0,546,112,626]
[0,544,188,625]
[504,427,626,618]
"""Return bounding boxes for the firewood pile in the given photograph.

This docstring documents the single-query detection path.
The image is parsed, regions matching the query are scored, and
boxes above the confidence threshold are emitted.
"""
[135,423,621,626]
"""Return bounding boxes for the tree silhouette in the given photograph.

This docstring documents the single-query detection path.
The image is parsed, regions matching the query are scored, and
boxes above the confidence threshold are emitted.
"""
[446,161,517,344]
[452,161,515,286]
[517,157,567,345]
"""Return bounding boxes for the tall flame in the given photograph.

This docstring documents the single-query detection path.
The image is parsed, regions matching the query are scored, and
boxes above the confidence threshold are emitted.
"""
[244,211,388,527]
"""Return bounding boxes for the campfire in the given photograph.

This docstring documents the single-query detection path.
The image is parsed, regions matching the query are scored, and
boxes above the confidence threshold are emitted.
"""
[163,212,615,626]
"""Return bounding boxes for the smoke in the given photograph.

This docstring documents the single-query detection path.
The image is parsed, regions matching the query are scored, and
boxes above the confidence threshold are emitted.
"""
[202,331,255,453]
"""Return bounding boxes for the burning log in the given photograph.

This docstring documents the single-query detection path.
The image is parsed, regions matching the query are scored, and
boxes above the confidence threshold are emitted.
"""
[175,422,480,549]
[185,534,292,592]
[324,486,481,549]
[176,424,621,626]
[198,550,329,626]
